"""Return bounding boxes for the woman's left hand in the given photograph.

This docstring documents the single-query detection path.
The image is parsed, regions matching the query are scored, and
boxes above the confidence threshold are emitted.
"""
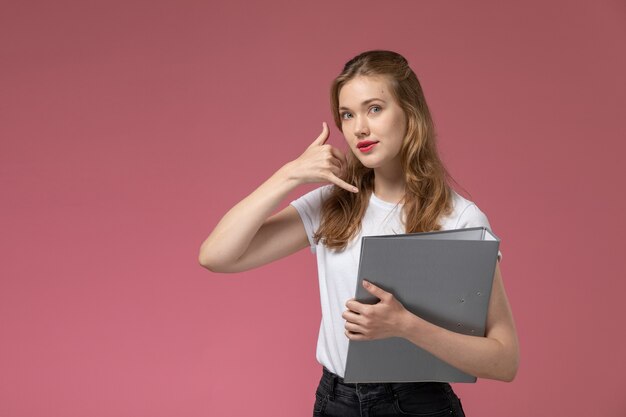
[343,280,412,340]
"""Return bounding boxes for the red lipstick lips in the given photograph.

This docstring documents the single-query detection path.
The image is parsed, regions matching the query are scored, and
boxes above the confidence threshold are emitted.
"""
[357,140,378,149]
[357,140,378,152]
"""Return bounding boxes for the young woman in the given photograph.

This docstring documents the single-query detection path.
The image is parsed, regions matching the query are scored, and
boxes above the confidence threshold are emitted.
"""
[199,50,519,417]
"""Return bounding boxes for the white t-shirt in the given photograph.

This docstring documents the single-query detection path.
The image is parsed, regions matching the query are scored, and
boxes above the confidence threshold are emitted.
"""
[290,184,502,378]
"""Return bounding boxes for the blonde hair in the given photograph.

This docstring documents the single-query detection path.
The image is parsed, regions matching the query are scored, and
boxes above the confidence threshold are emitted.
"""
[313,50,456,251]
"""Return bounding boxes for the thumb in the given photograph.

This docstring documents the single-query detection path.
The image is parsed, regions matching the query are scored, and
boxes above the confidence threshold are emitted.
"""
[362,279,391,301]
[311,121,330,146]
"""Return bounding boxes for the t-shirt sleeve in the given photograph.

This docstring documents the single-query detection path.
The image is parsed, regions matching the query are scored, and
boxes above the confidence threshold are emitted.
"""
[289,185,333,254]
[455,203,503,262]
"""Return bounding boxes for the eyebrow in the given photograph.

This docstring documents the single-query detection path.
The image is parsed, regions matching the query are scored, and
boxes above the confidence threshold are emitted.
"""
[338,98,386,112]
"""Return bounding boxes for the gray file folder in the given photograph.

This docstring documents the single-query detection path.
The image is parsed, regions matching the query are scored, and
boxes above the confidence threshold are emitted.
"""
[344,227,500,383]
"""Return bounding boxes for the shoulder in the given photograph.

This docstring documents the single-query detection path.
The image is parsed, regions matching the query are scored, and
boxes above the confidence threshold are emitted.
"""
[444,190,493,230]
[446,190,502,262]
[290,184,334,206]
[288,185,335,254]
[289,184,334,218]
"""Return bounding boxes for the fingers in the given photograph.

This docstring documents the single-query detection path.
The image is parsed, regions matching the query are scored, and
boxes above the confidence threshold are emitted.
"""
[326,172,359,194]
[329,146,347,166]
[343,310,366,338]
[344,321,365,335]
[313,123,346,165]
[345,299,367,315]
[328,146,346,178]
[345,329,366,340]
[328,163,342,179]
[307,122,358,193]
[329,155,343,172]
[311,123,346,167]
[342,308,361,322]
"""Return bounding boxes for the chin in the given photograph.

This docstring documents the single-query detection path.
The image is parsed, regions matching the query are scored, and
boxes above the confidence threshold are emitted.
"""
[350,149,385,168]
[355,156,383,169]
[360,161,380,169]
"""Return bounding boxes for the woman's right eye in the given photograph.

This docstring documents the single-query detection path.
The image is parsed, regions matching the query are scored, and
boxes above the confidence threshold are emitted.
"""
[340,112,352,120]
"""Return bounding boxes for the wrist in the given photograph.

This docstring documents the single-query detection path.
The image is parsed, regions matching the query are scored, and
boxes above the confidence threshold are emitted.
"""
[399,310,431,345]
[276,161,301,186]
[398,309,418,340]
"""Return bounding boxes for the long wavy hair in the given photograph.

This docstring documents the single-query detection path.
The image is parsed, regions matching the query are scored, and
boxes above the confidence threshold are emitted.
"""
[312,50,457,251]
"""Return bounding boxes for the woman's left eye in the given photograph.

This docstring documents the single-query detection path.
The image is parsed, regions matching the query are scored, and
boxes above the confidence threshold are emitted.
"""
[370,106,382,113]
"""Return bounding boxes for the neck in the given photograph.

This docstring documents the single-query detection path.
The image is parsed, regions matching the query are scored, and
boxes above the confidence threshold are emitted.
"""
[373,160,405,205]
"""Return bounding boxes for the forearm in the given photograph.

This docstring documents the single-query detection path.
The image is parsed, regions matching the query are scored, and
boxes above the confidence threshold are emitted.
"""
[198,162,300,268]
[400,312,518,382]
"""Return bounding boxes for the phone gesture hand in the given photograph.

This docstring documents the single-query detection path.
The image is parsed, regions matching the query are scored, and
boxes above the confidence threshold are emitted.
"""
[292,122,358,193]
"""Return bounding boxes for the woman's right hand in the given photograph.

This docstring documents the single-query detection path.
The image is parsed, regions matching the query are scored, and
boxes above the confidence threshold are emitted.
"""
[288,122,359,193]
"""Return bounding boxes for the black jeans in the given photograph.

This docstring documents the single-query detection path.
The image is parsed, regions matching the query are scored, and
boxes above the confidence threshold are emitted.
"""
[313,367,466,417]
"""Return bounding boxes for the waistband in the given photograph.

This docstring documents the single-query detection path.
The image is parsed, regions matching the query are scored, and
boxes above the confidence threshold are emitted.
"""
[319,367,452,401]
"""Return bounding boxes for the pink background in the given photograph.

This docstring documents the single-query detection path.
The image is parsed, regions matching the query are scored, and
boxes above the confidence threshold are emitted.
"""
[1,1,625,416]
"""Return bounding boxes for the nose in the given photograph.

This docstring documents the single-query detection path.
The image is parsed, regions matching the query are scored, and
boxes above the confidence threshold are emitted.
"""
[354,116,370,138]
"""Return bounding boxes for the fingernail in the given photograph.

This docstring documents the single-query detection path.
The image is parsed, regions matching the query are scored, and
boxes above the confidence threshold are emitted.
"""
[363,280,370,287]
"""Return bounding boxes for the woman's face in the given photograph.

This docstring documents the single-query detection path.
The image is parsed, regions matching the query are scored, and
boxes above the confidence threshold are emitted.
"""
[338,75,407,170]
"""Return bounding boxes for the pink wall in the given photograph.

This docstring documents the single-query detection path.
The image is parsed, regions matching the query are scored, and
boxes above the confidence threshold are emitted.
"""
[1,0,625,416]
